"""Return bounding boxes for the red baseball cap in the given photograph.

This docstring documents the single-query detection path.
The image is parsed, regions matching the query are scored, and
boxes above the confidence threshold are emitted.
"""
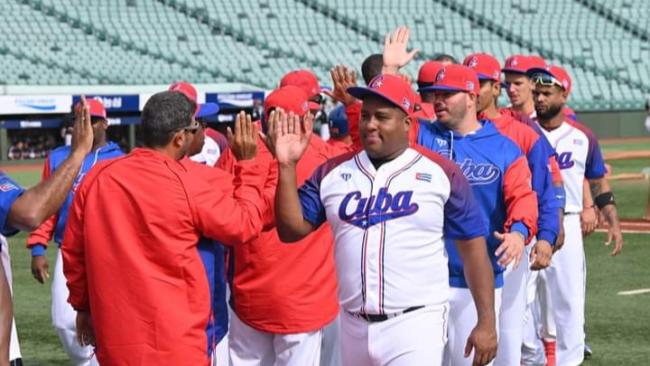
[264,85,310,119]
[75,98,107,119]
[347,74,417,115]
[502,55,547,74]
[417,61,445,88]
[168,81,219,118]
[279,70,322,110]
[420,64,480,95]
[527,65,572,94]
[463,53,501,82]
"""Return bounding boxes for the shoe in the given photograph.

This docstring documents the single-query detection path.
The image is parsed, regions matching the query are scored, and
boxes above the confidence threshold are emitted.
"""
[543,340,556,366]
[584,343,593,359]
[10,358,23,366]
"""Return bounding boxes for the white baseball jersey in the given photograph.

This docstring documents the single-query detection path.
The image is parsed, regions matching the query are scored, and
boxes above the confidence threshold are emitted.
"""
[190,135,220,167]
[538,119,606,213]
[298,146,485,315]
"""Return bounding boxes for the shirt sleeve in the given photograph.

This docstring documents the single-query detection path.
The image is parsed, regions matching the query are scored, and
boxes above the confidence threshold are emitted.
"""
[186,159,268,246]
[298,165,328,228]
[585,132,607,179]
[528,140,560,244]
[503,155,539,243]
[0,173,25,236]
[442,162,488,240]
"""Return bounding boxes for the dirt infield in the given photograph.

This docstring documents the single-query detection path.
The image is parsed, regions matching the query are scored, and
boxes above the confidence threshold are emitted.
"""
[1,162,43,173]
[601,137,650,145]
[598,219,650,234]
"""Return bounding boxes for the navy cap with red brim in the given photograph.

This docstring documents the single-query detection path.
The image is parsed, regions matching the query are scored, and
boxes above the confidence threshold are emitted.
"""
[196,102,220,118]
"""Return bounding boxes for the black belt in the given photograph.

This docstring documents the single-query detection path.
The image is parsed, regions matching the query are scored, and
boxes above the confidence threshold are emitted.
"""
[348,305,425,323]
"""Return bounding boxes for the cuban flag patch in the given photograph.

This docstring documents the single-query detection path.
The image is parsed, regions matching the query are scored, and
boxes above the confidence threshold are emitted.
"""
[415,172,432,183]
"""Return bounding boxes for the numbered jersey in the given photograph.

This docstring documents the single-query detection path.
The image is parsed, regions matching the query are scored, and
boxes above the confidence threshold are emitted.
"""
[539,119,606,213]
[298,147,485,314]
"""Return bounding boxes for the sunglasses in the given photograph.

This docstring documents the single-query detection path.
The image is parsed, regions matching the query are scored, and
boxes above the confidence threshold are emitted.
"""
[183,120,201,134]
[530,73,564,89]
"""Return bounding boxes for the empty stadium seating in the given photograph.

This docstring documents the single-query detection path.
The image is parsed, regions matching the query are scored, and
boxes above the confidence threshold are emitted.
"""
[0,0,647,111]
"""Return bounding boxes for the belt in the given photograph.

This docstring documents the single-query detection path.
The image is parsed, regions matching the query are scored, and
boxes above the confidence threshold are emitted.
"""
[348,306,425,323]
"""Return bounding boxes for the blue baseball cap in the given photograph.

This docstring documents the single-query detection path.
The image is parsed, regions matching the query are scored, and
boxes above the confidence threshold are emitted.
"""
[328,105,349,137]
[196,102,219,118]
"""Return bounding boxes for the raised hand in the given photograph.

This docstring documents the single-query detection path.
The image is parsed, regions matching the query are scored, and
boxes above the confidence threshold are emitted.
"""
[267,110,312,166]
[71,95,94,157]
[227,111,258,161]
[494,231,525,268]
[324,65,358,106]
[383,26,419,74]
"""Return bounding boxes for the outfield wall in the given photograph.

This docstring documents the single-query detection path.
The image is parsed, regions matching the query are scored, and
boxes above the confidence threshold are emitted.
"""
[578,110,649,138]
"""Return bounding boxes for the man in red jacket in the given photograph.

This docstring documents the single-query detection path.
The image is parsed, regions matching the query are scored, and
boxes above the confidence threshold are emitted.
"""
[218,85,339,366]
[62,91,267,365]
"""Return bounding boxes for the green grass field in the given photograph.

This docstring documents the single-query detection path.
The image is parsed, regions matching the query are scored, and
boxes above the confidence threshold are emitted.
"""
[3,143,650,365]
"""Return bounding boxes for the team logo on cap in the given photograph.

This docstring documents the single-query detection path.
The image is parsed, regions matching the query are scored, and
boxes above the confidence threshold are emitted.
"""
[493,71,500,79]
[302,102,309,112]
[369,76,384,89]
[402,97,411,111]
[508,58,518,67]
[468,56,479,68]
[435,69,445,82]
[466,81,475,91]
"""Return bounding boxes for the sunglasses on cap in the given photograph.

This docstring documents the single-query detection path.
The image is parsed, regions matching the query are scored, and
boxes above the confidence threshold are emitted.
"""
[530,73,564,89]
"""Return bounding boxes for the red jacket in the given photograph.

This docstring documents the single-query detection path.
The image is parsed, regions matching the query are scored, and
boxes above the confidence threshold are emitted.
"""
[62,148,267,365]
[217,134,340,333]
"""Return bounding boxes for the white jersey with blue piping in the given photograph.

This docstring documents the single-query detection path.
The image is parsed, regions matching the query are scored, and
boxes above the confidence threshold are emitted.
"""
[538,119,606,213]
[297,146,485,315]
[0,172,25,238]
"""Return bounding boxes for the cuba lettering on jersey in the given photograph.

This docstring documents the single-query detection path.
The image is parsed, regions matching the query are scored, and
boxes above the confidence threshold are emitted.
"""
[0,172,25,236]
[417,120,537,288]
[298,147,485,315]
[538,119,606,213]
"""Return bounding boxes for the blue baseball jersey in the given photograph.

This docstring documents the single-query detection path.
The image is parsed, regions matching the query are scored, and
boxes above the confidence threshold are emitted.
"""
[418,120,538,288]
[28,142,124,255]
[0,172,25,238]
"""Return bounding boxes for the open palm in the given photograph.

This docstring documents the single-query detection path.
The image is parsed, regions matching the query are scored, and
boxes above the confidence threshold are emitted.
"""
[268,110,313,165]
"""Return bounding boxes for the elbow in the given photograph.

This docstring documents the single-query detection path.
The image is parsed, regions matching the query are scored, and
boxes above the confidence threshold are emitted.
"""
[10,210,43,232]
[277,227,305,243]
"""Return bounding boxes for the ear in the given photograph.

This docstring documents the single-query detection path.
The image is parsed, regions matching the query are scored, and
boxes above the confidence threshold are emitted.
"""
[172,130,185,148]
[403,115,412,132]
[492,82,501,97]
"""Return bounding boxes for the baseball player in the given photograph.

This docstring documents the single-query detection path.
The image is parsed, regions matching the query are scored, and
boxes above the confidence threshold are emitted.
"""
[26,99,123,366]
[61,91,267,365]
[414,64,538,366]
[217,85,339,366]
[529,65,623,365]
[462,53,564,365]
[0,96,95,365]
[271,74,498,366]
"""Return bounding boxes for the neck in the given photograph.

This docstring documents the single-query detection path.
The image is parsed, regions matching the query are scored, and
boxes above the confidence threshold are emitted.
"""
[513,99,535,116]
[151,145,183,160]
[538,110,565,131]
[91,139,107,152]
[480,102,500,119]
[453,115,482,136]
[368,144,408,169]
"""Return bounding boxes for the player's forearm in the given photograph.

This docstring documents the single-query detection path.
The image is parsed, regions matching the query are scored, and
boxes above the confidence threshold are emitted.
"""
[275,163,314,242]
[456,237,496,326]
[583,179,594,208]
[8,151,84,231]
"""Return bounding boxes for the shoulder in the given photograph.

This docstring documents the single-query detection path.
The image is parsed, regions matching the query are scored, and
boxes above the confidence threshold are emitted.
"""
[311,150,358,183]
[48,145,72,165]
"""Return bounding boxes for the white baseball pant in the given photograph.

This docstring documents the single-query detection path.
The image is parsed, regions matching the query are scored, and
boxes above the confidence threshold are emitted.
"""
[228,311,322,366]
[494,247,530,366]
[521,262,556,366]
[444,289,501,366]
[0,235,22,362]
[52,249,98,366]
[320,315,341,366]
[342,304,448,366]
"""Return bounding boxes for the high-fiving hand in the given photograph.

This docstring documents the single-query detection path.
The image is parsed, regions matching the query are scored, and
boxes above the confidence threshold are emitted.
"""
[227,111,258,161]
[265,109,313,166]
[382,26,419,74]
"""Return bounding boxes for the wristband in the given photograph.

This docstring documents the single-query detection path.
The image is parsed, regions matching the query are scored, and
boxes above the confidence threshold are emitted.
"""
[594,191,615,209]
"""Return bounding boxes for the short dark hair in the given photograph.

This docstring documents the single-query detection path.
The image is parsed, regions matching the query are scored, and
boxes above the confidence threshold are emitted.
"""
[434,53,458,64]
[141,91,196,148]
[361,54,384,85]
